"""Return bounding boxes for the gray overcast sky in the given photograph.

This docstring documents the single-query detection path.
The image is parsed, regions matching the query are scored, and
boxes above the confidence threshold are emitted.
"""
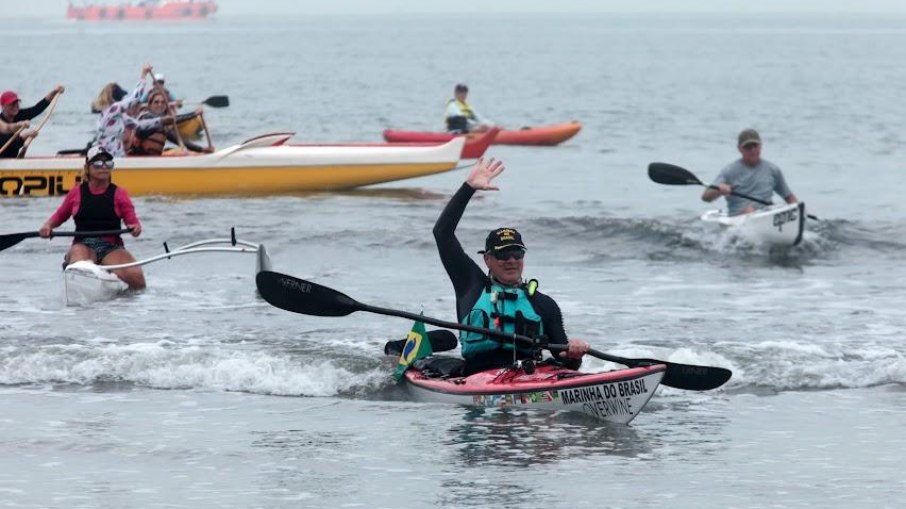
[7,0,906,18]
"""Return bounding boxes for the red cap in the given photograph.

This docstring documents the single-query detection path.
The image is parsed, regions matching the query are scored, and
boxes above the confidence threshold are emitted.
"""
[0,91,19,106]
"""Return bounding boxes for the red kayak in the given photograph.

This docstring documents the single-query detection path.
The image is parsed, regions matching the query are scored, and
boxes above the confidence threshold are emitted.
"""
[384,121,581,148]
[404,359,665,425]
[382,127,499,159]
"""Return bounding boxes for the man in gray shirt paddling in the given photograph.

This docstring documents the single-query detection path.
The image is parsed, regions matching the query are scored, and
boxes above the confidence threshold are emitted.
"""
[702,128,799,216]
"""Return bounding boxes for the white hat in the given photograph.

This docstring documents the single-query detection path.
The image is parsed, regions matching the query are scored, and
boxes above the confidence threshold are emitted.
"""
[153,73,165,82]
[86,146,113,163]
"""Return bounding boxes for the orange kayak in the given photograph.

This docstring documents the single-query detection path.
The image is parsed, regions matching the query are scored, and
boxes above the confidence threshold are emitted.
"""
[382,127,499,159]
[494,121,582,146]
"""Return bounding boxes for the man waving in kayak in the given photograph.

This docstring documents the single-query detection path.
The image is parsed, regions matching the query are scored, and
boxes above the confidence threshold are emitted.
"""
[433,157,589,375]
[701,128,799,216]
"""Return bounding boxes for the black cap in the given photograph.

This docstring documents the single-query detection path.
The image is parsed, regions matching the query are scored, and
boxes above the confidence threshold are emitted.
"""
[478,227,526,254]
[455,83,469,93]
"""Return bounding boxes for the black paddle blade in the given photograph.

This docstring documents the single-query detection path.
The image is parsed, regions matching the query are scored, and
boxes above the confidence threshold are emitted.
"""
[0,231,39,252]
[203,95,229,108]
[582,348,731,391]
[255,270,361,317]
[648,162,705,186]
[657,361,732,391]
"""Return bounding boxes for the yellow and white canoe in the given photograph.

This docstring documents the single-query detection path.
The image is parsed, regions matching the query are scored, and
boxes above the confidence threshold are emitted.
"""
[0,133,464,198]
[63,231,271,306]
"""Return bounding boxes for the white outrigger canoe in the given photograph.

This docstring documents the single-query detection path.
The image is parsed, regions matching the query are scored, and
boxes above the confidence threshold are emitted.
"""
[62,230,271,306]
[701,201,806,247]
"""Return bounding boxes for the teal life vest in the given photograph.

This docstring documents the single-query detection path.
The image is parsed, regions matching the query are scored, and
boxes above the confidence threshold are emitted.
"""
[460,279,544,359]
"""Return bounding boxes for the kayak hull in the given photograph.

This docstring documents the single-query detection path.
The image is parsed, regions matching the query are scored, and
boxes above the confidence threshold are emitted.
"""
[493,121,582,146]
[701,201,806,247]
[404,362,665,425]
[382,127,499,159]
[63,260,128,306]
[0,134,464,198]
[384,121,582,149]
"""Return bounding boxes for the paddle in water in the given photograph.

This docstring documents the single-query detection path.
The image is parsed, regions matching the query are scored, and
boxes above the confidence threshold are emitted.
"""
[0,229,133,252]
[648,162,819,221]
[255,270,733,391]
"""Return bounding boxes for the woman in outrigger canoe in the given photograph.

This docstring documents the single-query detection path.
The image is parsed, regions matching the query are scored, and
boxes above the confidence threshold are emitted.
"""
[433,157,589,375]
[38,146,145,290]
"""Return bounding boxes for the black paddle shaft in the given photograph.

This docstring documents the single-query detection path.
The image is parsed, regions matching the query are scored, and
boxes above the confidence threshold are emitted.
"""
[0,228,133,252]
[255,271,733,391]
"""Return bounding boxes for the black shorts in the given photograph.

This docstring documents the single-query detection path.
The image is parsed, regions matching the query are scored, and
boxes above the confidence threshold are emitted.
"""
[64,237,123,266]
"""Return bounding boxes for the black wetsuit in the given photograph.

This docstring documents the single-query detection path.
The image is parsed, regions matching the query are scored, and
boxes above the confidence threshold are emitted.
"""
[0,98,50,158]
[433,183,580,374]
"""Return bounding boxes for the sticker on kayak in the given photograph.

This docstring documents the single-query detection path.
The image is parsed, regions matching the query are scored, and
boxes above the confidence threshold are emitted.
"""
[772,207,799,231]
[472,390,558,407]
[560,379,652,418]
[0,174,81,197]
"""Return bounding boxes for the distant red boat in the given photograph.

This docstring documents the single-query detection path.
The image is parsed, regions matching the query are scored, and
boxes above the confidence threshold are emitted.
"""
[67,1,217,21]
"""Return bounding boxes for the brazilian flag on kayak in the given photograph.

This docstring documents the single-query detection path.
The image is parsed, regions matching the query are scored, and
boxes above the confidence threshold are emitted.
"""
[393,320,432,381]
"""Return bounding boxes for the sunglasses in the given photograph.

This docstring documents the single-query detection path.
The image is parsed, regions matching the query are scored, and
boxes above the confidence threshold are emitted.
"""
[90,160,114,169]
[742,143,760,150]
[492,249,525,261]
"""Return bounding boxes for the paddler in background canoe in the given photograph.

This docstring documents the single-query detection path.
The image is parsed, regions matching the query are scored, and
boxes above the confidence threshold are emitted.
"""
[0,85,64,158]
[131,90,212,155]
[433,157,590,375]
[90,83,128,114]
[444,83,494,134]
[38,146,146,290]
[95,63,174,157]
[139,73,207,141]
[701,128,800,216]
[140,73,181,108]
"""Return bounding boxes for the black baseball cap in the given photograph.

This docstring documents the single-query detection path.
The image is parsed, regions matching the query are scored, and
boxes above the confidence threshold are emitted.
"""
[478,227,526,254]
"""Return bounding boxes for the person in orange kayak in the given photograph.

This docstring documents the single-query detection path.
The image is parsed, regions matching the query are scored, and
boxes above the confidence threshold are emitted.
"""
[39,146,146,290]
[433,157,590,375]
[444,83,493,134]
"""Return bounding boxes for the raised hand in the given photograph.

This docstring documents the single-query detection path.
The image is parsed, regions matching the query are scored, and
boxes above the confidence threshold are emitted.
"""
[466,157,505,191]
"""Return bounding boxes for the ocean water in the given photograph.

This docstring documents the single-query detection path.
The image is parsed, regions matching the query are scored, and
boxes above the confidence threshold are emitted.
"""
[2,11,906,509]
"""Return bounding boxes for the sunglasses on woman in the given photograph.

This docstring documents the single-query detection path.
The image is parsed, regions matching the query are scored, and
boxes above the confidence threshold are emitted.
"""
[90,160,115,169]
